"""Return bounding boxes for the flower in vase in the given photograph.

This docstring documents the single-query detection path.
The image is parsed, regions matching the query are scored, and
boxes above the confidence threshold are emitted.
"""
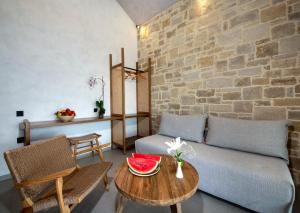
[165,137,187,165]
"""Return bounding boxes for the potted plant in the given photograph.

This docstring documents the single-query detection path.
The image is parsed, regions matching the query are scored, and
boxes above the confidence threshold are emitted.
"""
[96,99,105,118]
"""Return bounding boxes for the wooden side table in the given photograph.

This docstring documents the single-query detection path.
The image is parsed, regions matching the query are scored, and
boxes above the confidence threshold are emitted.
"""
[69,133,104,160]
[114,155,199,213]
[69,133,109,190]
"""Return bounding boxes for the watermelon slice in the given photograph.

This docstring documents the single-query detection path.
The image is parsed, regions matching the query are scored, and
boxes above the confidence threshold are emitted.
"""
[132,153,162,164]
[127,157,158,174]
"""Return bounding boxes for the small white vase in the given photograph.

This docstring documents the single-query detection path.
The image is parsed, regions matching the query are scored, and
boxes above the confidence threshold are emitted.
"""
[176,161,183,179]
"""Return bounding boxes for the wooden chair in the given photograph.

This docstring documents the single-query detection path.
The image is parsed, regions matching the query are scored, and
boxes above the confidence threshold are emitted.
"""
[4,135,112,213]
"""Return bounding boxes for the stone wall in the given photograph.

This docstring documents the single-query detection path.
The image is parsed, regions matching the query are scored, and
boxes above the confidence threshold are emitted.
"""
[138,0,300,184]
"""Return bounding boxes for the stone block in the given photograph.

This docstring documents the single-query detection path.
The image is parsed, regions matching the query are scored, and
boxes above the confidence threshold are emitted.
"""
[264,87,285,98]
[271,77,297,85]
[279,35,300,53]
[247,58,269,67]
[255,100,271,106]
[162,18,170,28]
[157,56,167,67]
[237,43,254,54]
[168,103,180,110]
[229,56,245,70]
[169,48,178,59]
[152,75,165,86]
[289,111,300,120]
[295,84,300,93]
[256,42,278,58]
[271,56,297,68]
[207,97,221,104]
[196,89,215,97]
[181,95,195,105]
[234,77,251,87]
[230,10,259,28]
[290,157,300,170]
[209,104,232,112]
[216,29,242,45]
[272,23,295,39]
[233,101,253,113]
[167,29,176,38]
[196,98,207,103]
[288,11,300,20]
[198,55,214,67]
[273,98,300,106]
[283,68,300,76]
[254,107,286,120]
[243,86,263,100]
[223,92,241,100]
[252,77,269,85]
[243,23,269,42]
[238,67,262,76]
[261,3,286,22]
[216,60,228,72]
[183,71,199,81]
[206,78,233,88]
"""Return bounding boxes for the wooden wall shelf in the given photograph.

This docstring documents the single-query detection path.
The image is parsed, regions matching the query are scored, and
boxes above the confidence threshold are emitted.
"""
[20,116,123,146]
[20,116,122,130]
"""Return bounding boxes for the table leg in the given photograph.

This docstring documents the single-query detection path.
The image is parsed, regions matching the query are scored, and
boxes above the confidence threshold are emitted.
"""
[170,203,182,213]
[116,193,126,213]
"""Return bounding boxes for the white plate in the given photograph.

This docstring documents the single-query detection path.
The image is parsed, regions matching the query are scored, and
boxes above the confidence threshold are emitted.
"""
[129,166,160,177]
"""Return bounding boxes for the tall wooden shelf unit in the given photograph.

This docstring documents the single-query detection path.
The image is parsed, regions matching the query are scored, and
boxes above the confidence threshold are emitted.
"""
[110,48,152,153]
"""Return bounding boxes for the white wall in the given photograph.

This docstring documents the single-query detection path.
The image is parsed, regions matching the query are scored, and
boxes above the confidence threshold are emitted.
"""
[0,0,137,176]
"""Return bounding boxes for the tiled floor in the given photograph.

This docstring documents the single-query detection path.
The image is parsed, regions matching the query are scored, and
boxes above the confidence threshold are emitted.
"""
[0,149,298,213]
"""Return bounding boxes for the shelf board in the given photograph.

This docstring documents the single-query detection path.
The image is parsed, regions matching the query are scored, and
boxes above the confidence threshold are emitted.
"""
[125,112,150,118]
[20,115,122,130]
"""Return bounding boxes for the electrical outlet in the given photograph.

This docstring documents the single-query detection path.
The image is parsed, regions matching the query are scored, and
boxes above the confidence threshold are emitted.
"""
[94,108,98,112]
[16,111,24,117]
[17,137,25,143]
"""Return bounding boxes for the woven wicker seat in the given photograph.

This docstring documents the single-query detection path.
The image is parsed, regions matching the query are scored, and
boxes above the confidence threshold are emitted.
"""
[4,135,112,213]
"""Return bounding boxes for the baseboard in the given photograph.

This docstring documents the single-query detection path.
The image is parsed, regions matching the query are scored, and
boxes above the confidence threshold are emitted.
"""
[0,173,11,181]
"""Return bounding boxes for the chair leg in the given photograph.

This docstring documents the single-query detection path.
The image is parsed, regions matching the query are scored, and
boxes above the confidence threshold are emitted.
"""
[22,198,33,213]
[22,207,33,213]
[74,141,78,162]
[103,173,109,191]
[95,137,105,162]
[90,141,95,157]
[56,177,70,213]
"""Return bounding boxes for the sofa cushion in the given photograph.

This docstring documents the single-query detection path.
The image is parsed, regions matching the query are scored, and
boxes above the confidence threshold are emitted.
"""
[135,135,295,213]
[206,116,289,161]
[158,113,207,143]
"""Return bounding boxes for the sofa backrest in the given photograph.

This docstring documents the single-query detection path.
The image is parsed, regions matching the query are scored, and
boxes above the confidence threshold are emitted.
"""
[158,112,207,143]
[206,116,289,162]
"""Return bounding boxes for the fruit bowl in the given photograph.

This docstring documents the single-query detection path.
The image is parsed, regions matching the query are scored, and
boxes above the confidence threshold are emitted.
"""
[57,115,75,122]
[55,108,76,122]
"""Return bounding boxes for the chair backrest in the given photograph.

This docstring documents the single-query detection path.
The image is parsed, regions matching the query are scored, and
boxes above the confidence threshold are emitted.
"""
[4,135,76,200]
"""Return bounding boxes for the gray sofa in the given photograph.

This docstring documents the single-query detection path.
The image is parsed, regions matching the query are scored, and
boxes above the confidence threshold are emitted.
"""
[135,113,295,213]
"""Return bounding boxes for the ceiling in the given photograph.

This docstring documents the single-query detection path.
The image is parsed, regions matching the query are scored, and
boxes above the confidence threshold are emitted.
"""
[117,0,177,25]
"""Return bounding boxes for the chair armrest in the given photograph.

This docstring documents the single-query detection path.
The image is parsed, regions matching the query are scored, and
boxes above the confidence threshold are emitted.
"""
[16,167,76,188]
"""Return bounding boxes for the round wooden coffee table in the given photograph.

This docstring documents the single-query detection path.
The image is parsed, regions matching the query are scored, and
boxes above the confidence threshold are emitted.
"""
[114,155,199,213]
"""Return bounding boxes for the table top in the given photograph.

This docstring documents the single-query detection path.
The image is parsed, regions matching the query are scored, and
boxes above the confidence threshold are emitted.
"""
[114,155,199,206]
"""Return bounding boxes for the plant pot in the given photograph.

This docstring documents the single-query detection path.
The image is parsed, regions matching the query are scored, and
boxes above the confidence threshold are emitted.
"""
[98,114,104,119]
